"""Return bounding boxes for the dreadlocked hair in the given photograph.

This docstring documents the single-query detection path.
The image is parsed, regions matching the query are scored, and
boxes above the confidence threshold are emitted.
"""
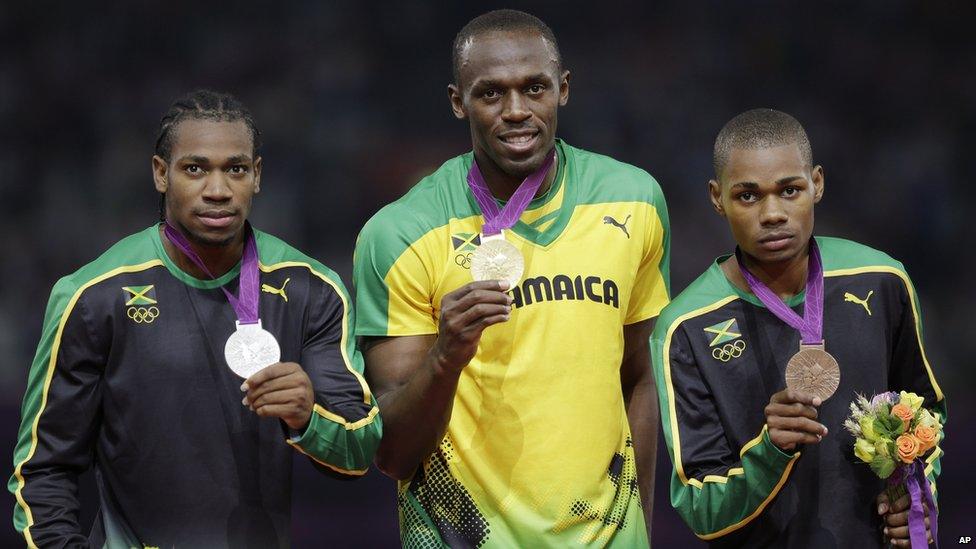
[155,89,261,162]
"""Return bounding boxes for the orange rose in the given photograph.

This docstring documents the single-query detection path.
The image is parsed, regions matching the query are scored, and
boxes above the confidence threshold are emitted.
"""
[896,434,921,464]
[891,404,914,432]
[914,425,937,454]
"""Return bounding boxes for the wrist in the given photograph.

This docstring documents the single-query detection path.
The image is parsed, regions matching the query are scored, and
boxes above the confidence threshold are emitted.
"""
[429,341,464,379]
[286,423,306,440]
[763,426,799,457]
[286,408,312,432]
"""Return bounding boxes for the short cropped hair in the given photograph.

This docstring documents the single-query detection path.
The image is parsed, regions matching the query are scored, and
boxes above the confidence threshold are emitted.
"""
[713,108,812,178]
[452,9,561,86]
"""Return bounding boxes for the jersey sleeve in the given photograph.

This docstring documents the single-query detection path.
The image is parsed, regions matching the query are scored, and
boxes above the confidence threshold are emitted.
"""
[353,206,438,337]
[652,322,799,540]
[8,279,105,548]
[287,268,382,476]
[886,268,946,498]
[626,175,671,324]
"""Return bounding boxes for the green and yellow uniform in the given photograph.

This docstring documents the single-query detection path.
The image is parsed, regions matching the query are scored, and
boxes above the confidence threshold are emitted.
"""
[652,237,945,547]
[9,225,381,548]
[354,140,670,547]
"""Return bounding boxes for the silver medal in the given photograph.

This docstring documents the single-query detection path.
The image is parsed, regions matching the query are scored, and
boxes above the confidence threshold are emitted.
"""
[224,319,280,379]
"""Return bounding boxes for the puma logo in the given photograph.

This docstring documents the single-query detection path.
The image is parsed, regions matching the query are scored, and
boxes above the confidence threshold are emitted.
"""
[603,215,631,238]
[262,278,290,302]
[844,290,873,316]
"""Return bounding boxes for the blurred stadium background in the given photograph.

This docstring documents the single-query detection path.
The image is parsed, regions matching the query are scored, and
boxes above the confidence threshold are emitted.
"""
[2,2,973,546]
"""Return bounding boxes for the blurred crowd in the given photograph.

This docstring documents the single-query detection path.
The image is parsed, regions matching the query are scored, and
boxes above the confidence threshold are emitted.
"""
[2,2,973,546]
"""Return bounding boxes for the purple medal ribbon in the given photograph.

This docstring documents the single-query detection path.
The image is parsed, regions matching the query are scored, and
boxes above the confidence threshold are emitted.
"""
[163,222,260,325]
[466,151,556,235]
[889,460,939,548]
[736,239,824,345]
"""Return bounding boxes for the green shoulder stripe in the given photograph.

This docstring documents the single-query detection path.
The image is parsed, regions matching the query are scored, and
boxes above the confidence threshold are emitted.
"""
[654,263,732,340]
[9,226,165,546]
[255,229,352,294]
[67,227,163,284]
[353,205,445,337]
[564,143,671,294]
[10,274,76,546]
[816,236,942,401]
[353,154,477,277]
[816,236,906,273]
[255,230,374,404]
[352,155,480,336]
[570,144,665,207]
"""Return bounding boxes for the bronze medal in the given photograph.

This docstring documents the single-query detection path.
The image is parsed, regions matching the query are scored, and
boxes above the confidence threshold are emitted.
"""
[785,343,840,401]
[735,242,840,401]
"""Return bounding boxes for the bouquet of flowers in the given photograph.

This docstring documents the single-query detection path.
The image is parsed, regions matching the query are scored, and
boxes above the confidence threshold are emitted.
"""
[844,391,941,547]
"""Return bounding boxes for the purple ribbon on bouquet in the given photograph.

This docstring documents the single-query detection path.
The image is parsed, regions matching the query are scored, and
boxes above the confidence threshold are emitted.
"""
[889,459,939,548]
[466,151,556,236]
[163,221,260,324]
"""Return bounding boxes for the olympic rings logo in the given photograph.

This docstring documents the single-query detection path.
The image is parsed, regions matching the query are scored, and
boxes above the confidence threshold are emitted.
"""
[127,306,160,324]
[712,339,746,362]
[455,252,473,269]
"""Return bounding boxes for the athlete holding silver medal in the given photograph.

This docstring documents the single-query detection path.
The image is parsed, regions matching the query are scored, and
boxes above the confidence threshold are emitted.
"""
[10,90,381,547]
[162,222,281,379]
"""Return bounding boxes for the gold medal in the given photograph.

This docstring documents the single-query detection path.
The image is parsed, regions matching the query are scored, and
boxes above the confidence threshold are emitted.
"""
[785,342,840,401]
[470,232,524,289]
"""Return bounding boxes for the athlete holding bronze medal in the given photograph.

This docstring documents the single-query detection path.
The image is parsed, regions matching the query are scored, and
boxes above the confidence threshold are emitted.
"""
[736,241,841,402]
[652,109,945,547]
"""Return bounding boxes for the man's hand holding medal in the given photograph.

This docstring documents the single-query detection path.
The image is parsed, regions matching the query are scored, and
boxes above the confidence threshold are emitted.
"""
[164,222,314,431]
[765,388,828,453]
[431,280,512,375]
[241,362,315,431]
[740,241,839,453]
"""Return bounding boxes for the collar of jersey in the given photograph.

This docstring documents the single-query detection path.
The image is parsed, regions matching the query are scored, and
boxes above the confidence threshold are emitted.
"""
[151,223,244,289]
[461,139,576,247]
[713,254,807,309]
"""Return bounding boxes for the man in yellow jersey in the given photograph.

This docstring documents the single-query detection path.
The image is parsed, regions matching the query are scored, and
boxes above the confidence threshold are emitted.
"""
[354,9,670,547]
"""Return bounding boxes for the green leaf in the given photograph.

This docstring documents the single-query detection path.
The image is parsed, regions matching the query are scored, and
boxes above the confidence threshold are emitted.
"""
[885,412,904,435]
[873,414,902,439]
[870,455,896,479]
[872,417,889,438]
